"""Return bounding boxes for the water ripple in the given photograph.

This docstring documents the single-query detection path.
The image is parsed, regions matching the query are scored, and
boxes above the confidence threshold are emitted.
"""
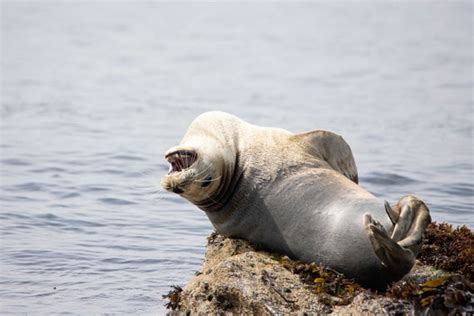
[34,213,106,228]
[30,167,66,173]
[101,258,165,265]
[97,197,137,205]
[109,154,146,161]
[435,183,474,197]
[1,158,32,166]
[360,172,419,186]
[9,182,57,192]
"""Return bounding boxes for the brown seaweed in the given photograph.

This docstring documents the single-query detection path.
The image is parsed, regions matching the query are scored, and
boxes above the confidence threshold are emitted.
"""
[276,255,363,306]
[387,275,473,313]
[162,285,182,310]
[418,222,474,280]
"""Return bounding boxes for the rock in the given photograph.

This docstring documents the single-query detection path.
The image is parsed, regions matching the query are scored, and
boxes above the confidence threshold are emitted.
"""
[164,223,473,315]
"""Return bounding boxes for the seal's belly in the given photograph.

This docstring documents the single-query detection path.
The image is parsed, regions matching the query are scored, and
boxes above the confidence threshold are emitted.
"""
[208,168,394,285]
[255,170,392,281]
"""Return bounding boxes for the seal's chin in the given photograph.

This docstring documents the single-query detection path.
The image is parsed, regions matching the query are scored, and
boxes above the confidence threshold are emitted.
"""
[165,149,198,175]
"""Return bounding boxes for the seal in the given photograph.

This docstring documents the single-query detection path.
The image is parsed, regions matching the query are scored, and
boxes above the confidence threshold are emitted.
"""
[161,111,431,288]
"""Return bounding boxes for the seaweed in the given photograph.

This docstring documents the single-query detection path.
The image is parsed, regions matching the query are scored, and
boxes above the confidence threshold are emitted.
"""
[162,285,183,311]
[386,222,474,313]
[387,275,473,313]
[418,222,474,280]
[277,255,362,306]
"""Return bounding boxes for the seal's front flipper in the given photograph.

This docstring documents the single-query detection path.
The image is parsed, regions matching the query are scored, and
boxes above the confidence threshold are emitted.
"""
[291,130,358,183]
[363,214,416,279]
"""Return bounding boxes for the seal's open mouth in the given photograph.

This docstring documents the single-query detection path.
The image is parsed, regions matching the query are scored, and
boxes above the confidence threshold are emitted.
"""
[165,150,197,174]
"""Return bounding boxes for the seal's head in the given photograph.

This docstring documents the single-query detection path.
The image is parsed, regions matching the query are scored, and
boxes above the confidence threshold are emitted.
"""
[160,146,223,199]
[161,111,244,211]
[160,132,238,212]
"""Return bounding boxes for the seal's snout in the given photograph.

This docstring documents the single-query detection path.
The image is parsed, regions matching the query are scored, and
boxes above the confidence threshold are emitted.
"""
[165,149,198,174]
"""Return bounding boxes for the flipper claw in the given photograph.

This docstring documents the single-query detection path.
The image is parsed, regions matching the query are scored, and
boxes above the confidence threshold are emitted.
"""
[384,200,398,225]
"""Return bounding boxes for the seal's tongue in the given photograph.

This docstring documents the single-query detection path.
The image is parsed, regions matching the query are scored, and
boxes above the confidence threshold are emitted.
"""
[166,150,197,174]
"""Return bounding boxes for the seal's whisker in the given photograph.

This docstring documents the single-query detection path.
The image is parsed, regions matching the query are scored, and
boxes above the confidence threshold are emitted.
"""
[203,191,223,206]
[192,163,213,179]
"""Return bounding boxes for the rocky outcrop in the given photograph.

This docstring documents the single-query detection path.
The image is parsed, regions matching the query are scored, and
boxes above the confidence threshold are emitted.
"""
[163,223,473,315]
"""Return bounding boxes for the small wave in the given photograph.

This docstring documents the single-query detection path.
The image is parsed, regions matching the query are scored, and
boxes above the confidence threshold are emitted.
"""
[30,167,66,173]
[10,249,93,263]
[62,192,81,199]
[126,294,156,302]
[110,154,146,161]
[1,158,31,166]
[77,243,156,252]
[6,225,32,231]
[360,172,419,186]
[0,212,31,220]
[81,185,109,192]
[98,197,136,205]
[36,213,62,221]
[0,195,44,202]
[64,218,106,228]
[35,213,106,228]
[435,163,473,172]
[438,183,474,197]
[10,182,56,192]
[97,169,125,175]
[123,172,151,178]
[33,291,57,298]
[101,257,165,265]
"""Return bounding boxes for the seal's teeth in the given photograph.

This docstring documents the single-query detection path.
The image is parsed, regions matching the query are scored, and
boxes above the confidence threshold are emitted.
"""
[165,150,197,173]
[172,161,182,172]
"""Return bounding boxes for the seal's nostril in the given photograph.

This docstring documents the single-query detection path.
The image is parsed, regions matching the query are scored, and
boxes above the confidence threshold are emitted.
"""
[173,187,184,194]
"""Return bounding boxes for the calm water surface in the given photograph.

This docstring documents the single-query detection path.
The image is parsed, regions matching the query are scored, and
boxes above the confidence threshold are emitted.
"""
[1,2,472,314]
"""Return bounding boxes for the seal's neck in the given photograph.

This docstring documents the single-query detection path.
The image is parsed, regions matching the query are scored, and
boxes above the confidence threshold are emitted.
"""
[195,152,243,213]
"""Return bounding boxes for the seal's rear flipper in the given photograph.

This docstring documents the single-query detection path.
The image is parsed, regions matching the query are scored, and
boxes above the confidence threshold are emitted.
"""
[363,213,416,279]
[291,130,358,183]
[390,196,431,253]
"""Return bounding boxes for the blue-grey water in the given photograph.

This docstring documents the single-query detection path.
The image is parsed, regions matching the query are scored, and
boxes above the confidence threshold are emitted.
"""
[1,1,472,314]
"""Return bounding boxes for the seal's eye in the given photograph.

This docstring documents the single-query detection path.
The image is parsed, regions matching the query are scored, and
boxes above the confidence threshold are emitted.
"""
[201,175,212,188]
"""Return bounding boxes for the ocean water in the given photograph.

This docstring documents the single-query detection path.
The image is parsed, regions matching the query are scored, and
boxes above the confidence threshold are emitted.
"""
[1,1,472,314]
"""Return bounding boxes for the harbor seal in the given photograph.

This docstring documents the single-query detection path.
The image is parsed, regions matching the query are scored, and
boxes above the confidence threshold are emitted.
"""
[161,111,431,288]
